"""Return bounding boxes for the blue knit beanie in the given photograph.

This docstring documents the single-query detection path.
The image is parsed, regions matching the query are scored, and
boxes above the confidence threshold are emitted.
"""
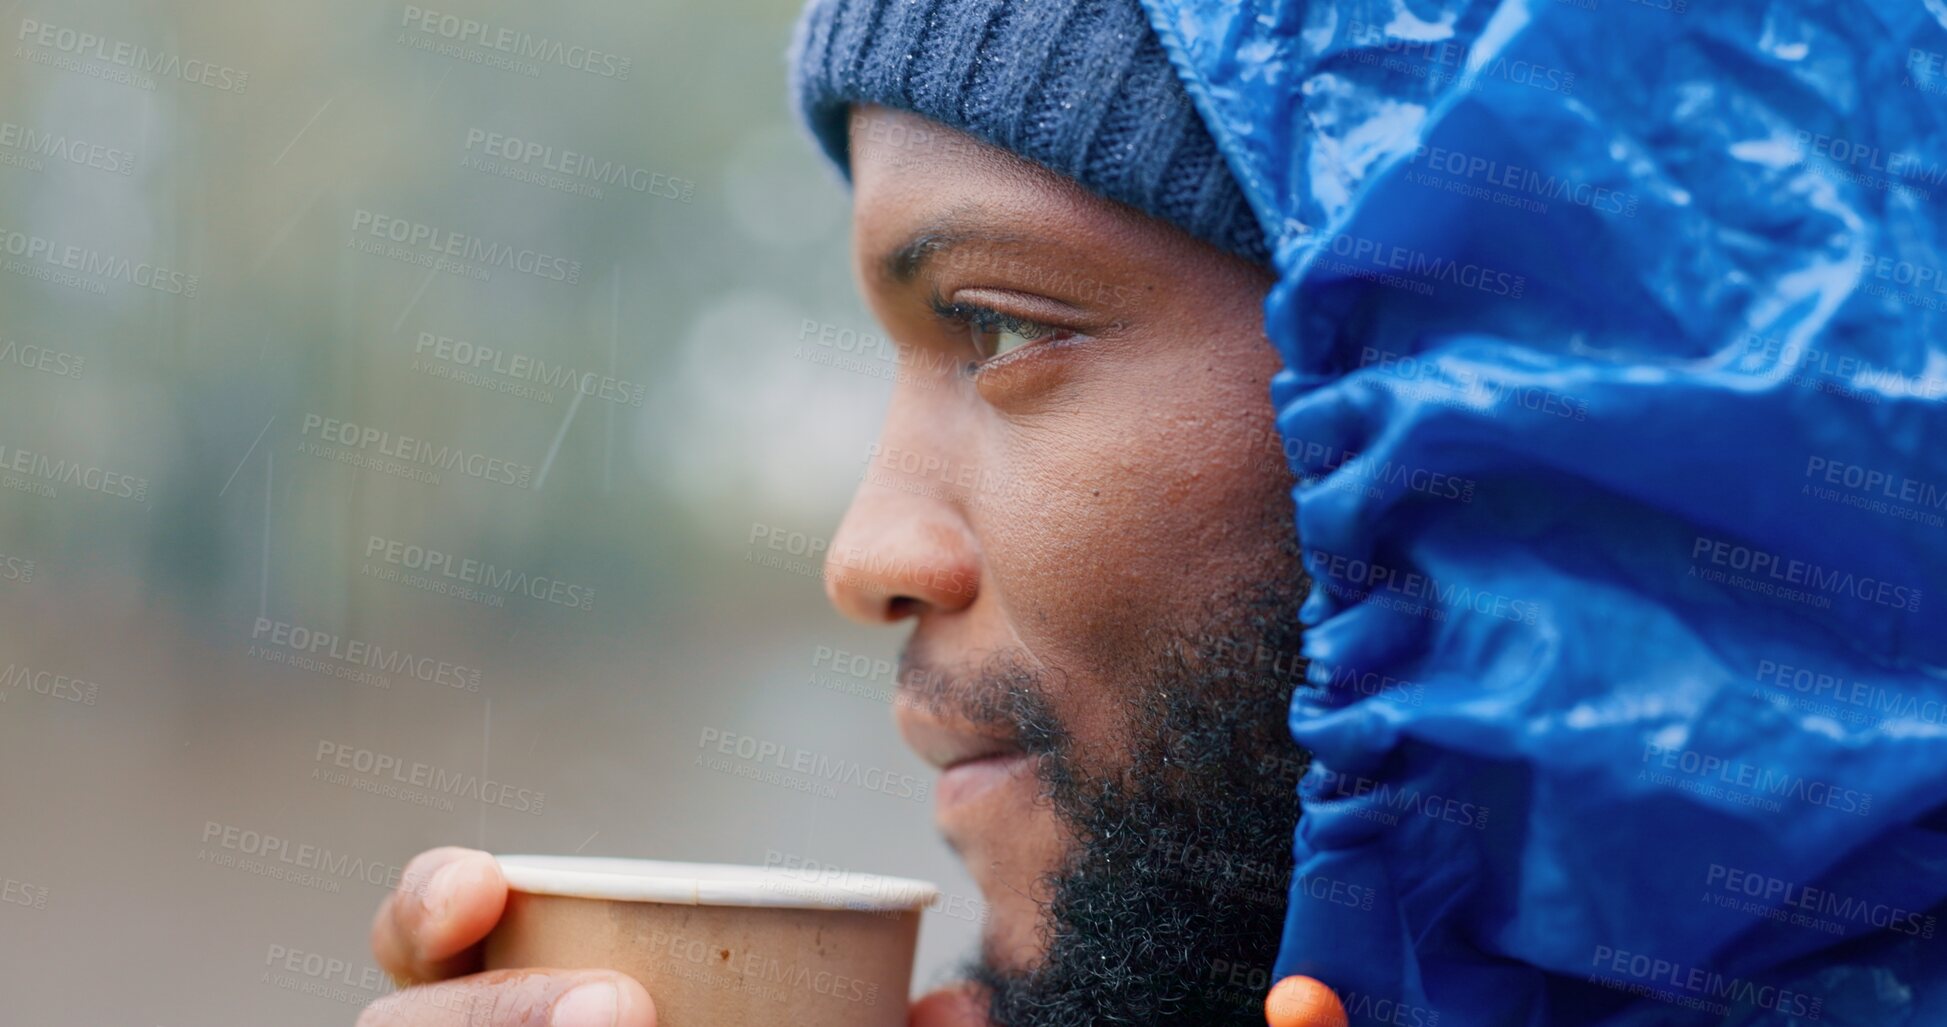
[789,0,1269,264]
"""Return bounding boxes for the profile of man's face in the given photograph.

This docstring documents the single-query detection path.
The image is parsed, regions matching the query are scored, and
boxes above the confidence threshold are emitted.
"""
[824,106,1313,1026]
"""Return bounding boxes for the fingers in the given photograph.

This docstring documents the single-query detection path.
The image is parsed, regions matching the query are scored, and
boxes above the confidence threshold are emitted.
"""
[356,968,655,1027]
[1264,975,1349,1027]
[372,847,508,985]
[909,982,990,1027]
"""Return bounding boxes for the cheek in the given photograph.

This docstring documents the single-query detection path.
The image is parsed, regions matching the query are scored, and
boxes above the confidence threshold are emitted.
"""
[973,346,1292,684]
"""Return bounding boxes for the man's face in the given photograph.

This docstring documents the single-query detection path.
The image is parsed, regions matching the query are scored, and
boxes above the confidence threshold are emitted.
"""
[826,107,1308,1025]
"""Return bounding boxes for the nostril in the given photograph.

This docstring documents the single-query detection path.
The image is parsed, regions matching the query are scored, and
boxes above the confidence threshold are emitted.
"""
[822,490,980,625]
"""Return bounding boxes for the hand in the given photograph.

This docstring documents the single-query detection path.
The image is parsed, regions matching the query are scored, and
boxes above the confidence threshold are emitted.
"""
[359,847,656,1027]
[1265,975,1350,1027]
[908,983,991,1027]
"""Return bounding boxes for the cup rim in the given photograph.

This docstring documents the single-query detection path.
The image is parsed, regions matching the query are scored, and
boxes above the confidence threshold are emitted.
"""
[494,854,942,912]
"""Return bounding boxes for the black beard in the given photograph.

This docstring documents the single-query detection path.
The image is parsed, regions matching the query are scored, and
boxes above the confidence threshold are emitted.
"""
[904,578,1310,1027]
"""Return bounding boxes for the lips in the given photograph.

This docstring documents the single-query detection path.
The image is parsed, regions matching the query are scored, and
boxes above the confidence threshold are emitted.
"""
[894,694,1031,814]
[896,708,1019,770]
[936,750,1032,810]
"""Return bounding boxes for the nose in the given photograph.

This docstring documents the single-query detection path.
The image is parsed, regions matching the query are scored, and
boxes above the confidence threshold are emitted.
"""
[824,466,981,624]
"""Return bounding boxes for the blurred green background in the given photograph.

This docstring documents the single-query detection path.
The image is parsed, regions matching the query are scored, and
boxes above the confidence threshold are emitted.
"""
[0,1,983,1022]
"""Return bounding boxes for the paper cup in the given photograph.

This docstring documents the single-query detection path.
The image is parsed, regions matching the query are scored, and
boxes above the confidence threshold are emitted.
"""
[485,855,940,1027]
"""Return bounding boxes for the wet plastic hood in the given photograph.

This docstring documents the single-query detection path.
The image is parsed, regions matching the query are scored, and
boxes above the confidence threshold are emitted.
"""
[1141,1,1947,1023]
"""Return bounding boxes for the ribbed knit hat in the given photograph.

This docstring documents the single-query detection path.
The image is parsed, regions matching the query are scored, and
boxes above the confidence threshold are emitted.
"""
[789,0,1269,263]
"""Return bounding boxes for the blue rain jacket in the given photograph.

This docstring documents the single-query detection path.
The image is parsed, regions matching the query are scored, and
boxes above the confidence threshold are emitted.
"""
[1141,1,1947,1023]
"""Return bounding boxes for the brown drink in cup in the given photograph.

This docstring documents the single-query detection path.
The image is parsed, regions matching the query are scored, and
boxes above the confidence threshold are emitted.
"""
[485,855,940,1027]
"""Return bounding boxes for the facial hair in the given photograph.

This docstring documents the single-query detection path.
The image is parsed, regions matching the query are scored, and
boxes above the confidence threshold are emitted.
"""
[901,577,1310,1027]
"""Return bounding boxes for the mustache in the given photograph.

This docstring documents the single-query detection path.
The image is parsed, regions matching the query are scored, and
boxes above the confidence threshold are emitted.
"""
[896,640,1067,756]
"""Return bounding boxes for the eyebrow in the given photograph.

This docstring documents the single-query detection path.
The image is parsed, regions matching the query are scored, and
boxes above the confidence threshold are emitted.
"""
[880,221,1030,285]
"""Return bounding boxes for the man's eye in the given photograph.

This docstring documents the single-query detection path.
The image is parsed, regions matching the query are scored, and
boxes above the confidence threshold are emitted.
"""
[929,294,1069,363]
[972,323,1045,360]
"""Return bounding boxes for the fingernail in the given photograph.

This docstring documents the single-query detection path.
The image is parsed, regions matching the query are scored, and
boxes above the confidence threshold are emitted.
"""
[422,859,466,925]
[551,983,620,1027]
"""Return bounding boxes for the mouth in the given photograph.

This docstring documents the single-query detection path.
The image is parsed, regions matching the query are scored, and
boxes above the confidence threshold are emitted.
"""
[895,697,1033,815]
[937,749,1033,811]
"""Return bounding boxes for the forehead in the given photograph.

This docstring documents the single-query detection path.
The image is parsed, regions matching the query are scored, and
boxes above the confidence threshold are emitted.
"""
[841,107,1043,194]
[846,106,1173,277]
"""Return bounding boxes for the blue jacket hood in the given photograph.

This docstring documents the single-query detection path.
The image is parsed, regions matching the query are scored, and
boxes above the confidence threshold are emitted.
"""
[1139,1,1947,1023]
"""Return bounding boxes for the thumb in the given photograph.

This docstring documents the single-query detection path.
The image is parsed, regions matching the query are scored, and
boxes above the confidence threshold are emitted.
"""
[909,982,990,1027]
[1265,975,1349,1027]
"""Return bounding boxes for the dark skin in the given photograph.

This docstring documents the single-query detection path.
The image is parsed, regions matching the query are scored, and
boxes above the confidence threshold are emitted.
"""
[357,108,1346,1027]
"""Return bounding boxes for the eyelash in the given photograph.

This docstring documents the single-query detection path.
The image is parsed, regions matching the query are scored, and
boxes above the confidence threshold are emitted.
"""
[928,292,1066,361]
